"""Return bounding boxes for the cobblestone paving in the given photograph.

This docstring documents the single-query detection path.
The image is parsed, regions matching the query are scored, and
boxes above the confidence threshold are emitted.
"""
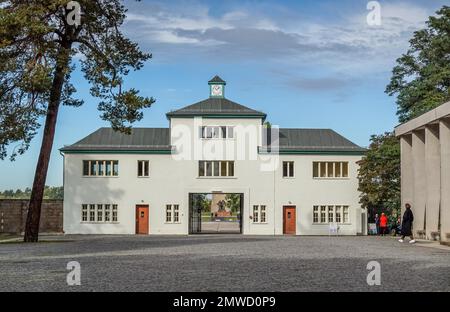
[0,235,449,291]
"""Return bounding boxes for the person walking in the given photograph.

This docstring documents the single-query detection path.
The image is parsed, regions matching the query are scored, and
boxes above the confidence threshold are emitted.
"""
[399,203,415,244]
[379,213,388,236]
[375,213,380,235]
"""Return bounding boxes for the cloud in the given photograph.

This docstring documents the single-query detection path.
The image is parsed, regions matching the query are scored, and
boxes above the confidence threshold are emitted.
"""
[121,0,443,91]
[288,77,351,91]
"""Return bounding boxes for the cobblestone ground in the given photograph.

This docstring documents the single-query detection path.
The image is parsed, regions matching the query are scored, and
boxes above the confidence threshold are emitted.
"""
[0,235,449,291]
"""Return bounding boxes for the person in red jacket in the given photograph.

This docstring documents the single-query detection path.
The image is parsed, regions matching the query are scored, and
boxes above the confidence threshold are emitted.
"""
[379,213,388,236]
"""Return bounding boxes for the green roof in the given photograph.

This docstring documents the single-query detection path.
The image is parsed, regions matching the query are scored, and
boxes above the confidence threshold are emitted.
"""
[61,127,365,155]
[260,128,366,154]
[60,128,171,152]
[166,97,267,119]
[208,75,226,84]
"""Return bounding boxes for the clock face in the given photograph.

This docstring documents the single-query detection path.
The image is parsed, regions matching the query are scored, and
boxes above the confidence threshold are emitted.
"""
[211,84,223,96]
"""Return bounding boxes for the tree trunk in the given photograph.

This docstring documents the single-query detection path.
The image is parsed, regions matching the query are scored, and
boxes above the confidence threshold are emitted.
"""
[24,43,72,242]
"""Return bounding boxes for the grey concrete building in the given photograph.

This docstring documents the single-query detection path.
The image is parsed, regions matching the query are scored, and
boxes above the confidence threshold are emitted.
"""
[395,101,450,243]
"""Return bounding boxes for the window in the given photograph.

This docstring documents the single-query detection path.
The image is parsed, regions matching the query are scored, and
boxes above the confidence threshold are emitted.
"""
[81,204,88,222]
[82,204,118,223]
[105,204,111,222]
[282,161,294,177]
[83,162,89,176]
[113,161,119,176]
[227,126,234,138]
[320,206,326,223]
[328,206,334,223]
[89,204,95,222]
[98,162,104,176]
[320,162,326,177]
[83,160,119,176]
[200,126,234,139]
[174,205,179,223]
[137,160,149,177]
[313,162,349,178]
[166,204,180,223]
[252,205,267,223]
[313,206,319,223]
[342,163,349,177]
[312,205,350,224]
[260,205,266,223]
[166,205,172,222]
[199,161,235,177]
[112,205,118,222]
[253,205,259,223]
[335,162,341,177]
[335,206,342,223]
[106,161,112,176]
[343,206,349,223]
[327,163,334,178]
[97,204,103,222]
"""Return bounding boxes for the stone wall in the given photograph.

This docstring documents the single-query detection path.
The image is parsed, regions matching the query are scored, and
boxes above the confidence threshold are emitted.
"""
[0,199,63,234]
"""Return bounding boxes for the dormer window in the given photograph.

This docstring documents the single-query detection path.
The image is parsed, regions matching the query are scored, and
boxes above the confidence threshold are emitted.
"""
[200,126,234,139]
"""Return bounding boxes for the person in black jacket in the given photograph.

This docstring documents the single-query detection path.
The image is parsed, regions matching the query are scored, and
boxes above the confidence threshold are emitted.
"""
[399,203,415,244]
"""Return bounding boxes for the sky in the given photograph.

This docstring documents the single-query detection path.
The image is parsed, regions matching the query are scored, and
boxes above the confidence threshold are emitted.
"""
[0,0,448,190]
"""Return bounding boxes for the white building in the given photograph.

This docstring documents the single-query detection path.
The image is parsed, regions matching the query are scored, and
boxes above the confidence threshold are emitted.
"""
[61,76,367,236]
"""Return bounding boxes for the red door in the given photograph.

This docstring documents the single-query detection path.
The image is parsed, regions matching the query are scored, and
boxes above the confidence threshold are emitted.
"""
[136,205,149,234]
[283,206,296,235]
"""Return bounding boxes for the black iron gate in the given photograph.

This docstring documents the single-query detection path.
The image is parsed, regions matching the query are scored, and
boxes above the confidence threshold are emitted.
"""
[189,193,243,234]
[189,193,202,234]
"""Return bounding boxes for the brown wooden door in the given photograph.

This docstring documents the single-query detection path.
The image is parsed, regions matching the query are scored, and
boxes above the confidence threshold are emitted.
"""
[136,205,149,234]
[283,206,296,235]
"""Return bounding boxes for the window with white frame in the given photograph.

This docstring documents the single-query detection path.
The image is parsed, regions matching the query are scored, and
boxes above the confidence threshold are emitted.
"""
[82,204,88,222]
[252,205,267,223]
[82,204,118,223]
[200,126,234,139]
[105,204,111,222]
[199,161,234,177]
[320,205,326,223]
[312,162,349,178]
[97,204,103,222]
[343,206,349,223]
[165,204,180,223]
[335,205,342,223]
[313,205,350,224]
[174,205,179,223]
[89,204,95,222]
[137,160,149,177]
[313,206,319,223]
[327,206,334,223]
[83,160,119,176]
[282,161,294,177]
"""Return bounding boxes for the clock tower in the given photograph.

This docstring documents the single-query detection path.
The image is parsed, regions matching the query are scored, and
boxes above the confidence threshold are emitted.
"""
[208,75,226,98]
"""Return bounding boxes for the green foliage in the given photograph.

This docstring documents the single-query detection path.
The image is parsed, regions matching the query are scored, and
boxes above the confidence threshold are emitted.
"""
[386,6,450,123]
[358,132,400,219]
[195,194,212,213]
[0,0,154,160]
[225,194,241,213]
[0,186,63,199]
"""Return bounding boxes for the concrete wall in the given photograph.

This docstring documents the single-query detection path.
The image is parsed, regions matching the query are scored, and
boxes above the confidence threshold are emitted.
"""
[440,118,450,242]
[0,199,63,234]
[396,101,450,242]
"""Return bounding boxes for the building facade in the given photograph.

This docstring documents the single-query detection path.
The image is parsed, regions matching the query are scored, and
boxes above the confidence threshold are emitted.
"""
[61,76,367,236]
[395,101,450,242]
